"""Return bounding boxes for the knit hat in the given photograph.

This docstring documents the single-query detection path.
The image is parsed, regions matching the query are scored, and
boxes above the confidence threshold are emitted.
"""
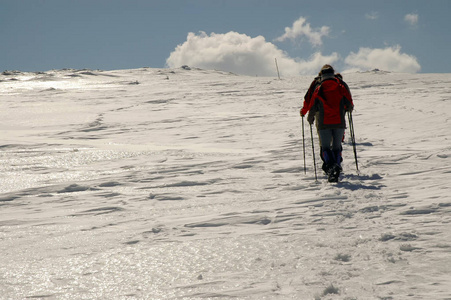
[320,64,335,75]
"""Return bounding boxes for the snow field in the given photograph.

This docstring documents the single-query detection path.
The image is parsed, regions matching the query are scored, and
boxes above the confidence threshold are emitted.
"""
[0,68,450,299]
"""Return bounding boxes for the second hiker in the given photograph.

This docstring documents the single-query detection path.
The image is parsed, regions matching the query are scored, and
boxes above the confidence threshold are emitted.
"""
[300,64,354,182]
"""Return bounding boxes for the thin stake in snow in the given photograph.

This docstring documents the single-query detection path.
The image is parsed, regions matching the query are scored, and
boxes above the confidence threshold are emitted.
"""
[274,58,281,80]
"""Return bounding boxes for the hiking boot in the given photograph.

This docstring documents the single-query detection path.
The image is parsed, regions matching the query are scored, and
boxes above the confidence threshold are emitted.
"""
[322,163,329,174]
[328,164,341,182]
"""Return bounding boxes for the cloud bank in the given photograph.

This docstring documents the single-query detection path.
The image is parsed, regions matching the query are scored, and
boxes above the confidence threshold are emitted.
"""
[344,46,421,73]
[274,17,330,47]
[166,31,338,76]
[166,16,421,76]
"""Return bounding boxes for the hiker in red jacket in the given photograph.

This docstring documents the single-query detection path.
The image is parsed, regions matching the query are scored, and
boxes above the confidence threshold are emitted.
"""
[301,65,353,181]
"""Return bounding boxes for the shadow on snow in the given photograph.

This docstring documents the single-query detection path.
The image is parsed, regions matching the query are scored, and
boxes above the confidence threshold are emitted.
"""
[336,173,385,191]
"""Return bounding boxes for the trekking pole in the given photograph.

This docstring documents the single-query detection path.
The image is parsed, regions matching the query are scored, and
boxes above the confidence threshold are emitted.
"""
[348,111,359,172]
[309,123,318,181]
[302,116,306,174]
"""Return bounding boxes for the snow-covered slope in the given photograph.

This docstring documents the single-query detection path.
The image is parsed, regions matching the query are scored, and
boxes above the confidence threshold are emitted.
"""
[0,68,450,299]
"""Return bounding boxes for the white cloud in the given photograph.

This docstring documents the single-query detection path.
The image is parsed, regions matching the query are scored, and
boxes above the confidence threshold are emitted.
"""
[365,12,379,20]
[404,13,419,26]
[166,31,339,76]
[344,46,421,73]
[274,17,330,47]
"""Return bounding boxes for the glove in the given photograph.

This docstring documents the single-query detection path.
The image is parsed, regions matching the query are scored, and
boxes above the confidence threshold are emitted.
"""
[300,107,308,117]
[307,113,315,125]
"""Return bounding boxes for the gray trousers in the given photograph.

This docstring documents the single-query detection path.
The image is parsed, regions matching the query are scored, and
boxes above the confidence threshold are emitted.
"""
[319,128,345,151]
[319,128,345,166]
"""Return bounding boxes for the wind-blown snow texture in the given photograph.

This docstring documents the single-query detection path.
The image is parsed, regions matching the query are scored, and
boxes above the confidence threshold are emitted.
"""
[0,68,450,299]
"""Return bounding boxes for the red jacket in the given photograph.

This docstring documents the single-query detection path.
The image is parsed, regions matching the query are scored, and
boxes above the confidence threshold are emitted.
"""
[308,78,353,129]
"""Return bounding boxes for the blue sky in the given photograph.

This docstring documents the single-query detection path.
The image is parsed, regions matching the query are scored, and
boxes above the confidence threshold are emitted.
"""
[1,0,450,75]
